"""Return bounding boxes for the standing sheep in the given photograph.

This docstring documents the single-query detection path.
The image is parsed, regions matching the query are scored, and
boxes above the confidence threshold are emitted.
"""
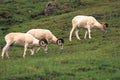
[1,32,48,59]
[69,15,108,41]
[27,29,64,52]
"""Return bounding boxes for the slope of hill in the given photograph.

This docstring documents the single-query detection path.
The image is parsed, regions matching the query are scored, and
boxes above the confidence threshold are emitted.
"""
[0,0,120,80]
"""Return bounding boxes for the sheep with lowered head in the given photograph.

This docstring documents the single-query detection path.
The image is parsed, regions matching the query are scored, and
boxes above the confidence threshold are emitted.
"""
[69,15,108,41]
[1,32,48,59]
[27,29,64,53]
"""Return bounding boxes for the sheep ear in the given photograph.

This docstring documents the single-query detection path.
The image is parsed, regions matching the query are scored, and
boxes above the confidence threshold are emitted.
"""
[39,38,48,47]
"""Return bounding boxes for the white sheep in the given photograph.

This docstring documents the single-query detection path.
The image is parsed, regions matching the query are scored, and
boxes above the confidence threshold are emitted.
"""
[69,15,108,41]
[27,29,64,52]
[1,32,48,59]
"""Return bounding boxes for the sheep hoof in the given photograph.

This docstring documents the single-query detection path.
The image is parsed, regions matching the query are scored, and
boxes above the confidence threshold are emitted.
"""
[1,56,4,59]
[31,54,34,55]
[7,57,10,59]
[89,37,92,39]
[45,51,48,54]
[23,56,25,59]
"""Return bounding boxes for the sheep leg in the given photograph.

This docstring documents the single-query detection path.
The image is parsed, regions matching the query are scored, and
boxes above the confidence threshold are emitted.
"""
[6,51,9,59]
[69,27,76,41]
[30,48,35,55]
[1,46,7,59]
[84,30,88,39]
[75,29,81,40]
[36,47,41,53]
[88,28,92,39]
[1,43,11,59]
[23,43,28,58]
[44,46,48,53]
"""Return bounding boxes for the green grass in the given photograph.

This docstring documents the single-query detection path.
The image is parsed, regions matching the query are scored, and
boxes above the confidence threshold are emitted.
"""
[0,0,120,80]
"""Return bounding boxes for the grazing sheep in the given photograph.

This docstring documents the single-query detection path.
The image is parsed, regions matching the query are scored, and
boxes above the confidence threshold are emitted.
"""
[69,15,108,41]
[1,32,48,59]
[27,29,64,52]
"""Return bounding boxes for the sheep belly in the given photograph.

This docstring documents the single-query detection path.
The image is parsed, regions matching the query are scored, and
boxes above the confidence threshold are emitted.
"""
[13,40,25,46]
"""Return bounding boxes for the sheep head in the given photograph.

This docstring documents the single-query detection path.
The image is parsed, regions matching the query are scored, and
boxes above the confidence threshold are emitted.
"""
[39,38,48,53]
[56,38,64,49]
[101,22,108,31]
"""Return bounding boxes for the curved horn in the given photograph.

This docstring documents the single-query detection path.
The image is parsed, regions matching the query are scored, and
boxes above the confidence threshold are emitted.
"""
[103,23,109,30]
[39,38,48,53]
[56,38,64,45]
[56,38,64,49]
[105,23,108,28]
[100,22,108,31]
[39,38,48,47]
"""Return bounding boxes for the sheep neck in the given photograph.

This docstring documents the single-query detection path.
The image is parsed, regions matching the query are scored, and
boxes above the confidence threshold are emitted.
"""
[51,36,58,43]
[94,21,103,29]
[33,39,39,46]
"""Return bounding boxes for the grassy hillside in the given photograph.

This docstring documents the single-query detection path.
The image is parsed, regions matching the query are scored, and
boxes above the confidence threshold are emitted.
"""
[0,0,120,80]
